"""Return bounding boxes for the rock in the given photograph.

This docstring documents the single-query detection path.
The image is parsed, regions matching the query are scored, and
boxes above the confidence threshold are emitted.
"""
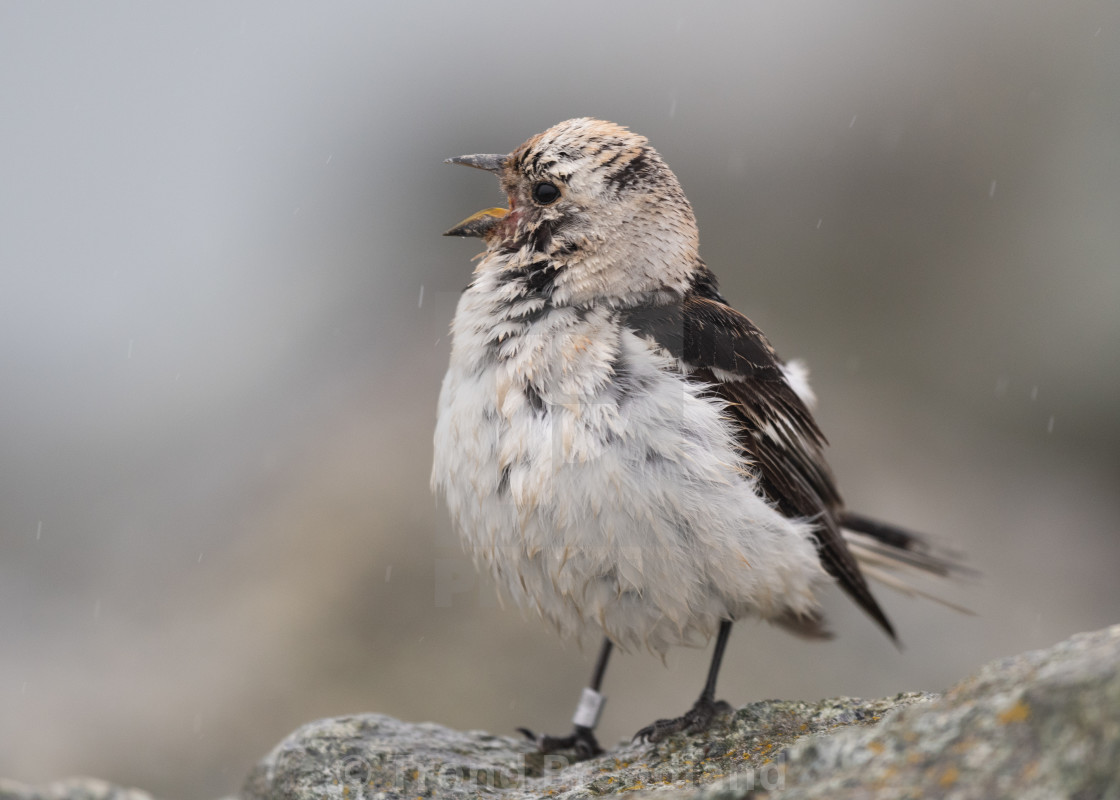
[759,623,1120,800]
[0,779,157,800]
[240,693,929,800]
[241,625,1120,800]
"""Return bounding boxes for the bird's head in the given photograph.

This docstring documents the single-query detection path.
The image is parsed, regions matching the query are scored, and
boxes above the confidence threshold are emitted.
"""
[445,118,700,305]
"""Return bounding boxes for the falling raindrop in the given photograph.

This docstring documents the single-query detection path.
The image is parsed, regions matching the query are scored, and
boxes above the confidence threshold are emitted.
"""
[385,565,393,582]
[1047,415,1055,433]
[849,114,857,128]
[418,284,424,309]
[989,180,997,198]
[36,521,42,540]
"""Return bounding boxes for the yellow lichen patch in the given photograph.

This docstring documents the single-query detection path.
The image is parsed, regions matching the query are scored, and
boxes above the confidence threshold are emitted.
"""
[998,700,1031,724]
[876,765,898,786]
[867,740,885,755]
[938,766,960,787]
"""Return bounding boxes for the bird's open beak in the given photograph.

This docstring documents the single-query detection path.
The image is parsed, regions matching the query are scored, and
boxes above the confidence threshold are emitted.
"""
[445,153,507,174]
[443,207,509,238]
[443,153,509,238]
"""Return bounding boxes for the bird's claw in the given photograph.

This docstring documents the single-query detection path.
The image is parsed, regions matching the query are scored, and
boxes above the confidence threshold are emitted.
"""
[633,698,733,743]
[518,725,603,758]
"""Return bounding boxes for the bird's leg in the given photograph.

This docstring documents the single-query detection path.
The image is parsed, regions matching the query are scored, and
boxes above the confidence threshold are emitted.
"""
[518,637,612,758]
[634,620,734,743]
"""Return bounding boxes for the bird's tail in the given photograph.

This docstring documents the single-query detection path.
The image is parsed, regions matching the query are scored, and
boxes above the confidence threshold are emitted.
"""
[839,511,976,615]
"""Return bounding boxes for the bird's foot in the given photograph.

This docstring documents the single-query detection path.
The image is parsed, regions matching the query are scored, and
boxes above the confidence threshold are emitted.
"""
[633,697,733,744]
[517,724,603,758]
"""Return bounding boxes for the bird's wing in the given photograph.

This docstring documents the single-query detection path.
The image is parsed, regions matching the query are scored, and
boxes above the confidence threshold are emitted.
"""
[621,289,896,640]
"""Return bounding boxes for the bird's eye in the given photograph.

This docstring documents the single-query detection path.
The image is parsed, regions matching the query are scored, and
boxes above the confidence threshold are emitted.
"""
[532,181,561,205]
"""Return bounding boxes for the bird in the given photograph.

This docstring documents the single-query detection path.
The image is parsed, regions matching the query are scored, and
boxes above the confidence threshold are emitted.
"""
[431,118,966,758]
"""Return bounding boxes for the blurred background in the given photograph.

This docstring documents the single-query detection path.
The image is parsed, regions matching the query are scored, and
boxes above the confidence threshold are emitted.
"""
[2,2,1118,798]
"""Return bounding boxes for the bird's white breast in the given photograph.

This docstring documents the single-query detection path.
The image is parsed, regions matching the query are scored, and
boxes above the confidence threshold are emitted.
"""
[432,283,828,653]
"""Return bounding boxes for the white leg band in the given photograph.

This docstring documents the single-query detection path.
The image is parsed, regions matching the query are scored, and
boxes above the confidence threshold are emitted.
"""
[571,687,606,729]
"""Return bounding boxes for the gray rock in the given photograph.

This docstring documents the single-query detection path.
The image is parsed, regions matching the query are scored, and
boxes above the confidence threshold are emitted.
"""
[240,693,928,800]
[242,625,1120,800]
[759,623,1120,800]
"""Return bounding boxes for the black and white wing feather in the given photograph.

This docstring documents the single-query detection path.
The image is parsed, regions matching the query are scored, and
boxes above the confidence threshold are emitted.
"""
[622,274,897,639]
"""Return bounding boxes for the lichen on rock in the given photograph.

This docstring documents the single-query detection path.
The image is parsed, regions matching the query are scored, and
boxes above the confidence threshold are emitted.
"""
[239,692,932,800]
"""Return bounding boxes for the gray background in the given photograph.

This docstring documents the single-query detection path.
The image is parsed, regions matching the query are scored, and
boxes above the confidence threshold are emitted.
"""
[2,2,1117,799]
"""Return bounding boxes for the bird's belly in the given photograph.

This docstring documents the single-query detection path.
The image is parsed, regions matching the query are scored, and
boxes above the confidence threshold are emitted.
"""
[432,357,827,653]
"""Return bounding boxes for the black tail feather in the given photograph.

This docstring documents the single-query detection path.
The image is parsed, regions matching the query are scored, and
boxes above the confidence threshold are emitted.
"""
[839,511,976,578]
[838,511,929,551]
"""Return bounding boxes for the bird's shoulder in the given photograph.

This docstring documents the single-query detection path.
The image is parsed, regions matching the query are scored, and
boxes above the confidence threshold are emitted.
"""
[620,285,781,377]
[617,267,827,488]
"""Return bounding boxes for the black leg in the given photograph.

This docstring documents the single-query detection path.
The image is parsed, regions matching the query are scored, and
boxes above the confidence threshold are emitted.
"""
[634,620,734,743]
[589,636,612,691]
[701,619,732,701]
[518,637,613,758]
